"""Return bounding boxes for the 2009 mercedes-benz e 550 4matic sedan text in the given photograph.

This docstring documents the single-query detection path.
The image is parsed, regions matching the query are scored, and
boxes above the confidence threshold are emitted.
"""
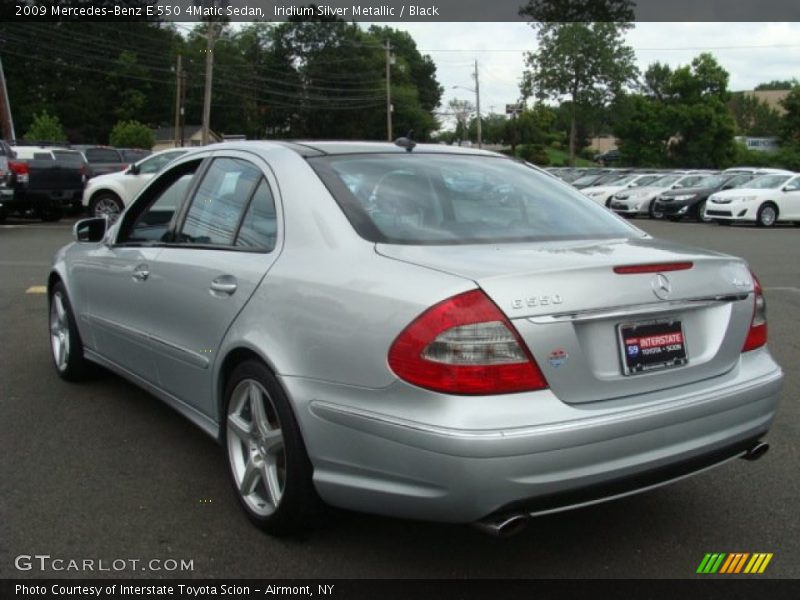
[49,141,783,536]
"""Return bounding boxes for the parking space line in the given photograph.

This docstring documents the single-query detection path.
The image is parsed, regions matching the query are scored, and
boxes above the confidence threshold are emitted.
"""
[25,285,47,294]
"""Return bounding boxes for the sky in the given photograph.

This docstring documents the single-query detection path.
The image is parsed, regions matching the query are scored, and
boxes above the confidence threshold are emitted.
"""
[377,22,800,126]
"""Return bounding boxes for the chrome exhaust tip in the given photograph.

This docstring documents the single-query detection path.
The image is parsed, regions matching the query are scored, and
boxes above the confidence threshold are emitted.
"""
[473,513,529,538]
[742,441,770,461]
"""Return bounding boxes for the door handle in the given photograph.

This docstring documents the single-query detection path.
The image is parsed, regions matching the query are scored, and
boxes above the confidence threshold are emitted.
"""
[211,276,237,295]
[132,265,149,281]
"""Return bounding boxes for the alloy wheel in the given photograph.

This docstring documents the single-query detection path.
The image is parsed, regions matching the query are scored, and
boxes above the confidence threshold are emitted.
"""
[227,379,286,517]
[93,197,122,222]
[50,292,70,372]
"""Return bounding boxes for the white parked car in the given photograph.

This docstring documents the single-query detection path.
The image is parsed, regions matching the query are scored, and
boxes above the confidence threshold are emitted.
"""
[82,148,188,220]
[582,173,664,207]
[610,173,710,218]
[706,173,800,227]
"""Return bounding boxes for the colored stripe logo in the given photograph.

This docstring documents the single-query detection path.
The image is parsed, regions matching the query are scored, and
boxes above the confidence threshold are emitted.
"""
[696,553,773,574]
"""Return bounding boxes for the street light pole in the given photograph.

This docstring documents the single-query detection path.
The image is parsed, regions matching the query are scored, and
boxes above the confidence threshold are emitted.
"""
[474,60,482,149]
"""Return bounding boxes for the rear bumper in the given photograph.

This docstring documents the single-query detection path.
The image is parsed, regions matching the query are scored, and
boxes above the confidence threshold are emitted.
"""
[284,348,782,523]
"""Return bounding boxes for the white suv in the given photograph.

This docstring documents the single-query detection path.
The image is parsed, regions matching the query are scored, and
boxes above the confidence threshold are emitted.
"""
[707,173,800,227]
[82,148,187,221]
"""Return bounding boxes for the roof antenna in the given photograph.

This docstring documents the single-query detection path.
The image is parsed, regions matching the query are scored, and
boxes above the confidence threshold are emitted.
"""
[394,130,416,152]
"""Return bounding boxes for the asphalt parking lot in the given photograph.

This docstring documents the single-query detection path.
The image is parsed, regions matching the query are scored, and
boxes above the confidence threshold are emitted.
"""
[1,216,797,579]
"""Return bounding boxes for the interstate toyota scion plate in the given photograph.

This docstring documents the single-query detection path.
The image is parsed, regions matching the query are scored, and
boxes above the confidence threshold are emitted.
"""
[618,319,688,375]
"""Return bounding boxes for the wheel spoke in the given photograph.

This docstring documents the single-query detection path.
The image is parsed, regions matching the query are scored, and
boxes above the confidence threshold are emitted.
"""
[249,383,271,438]
[262,428,283,456]
[227,413,253,443]
[239,458,261,496]
[263,463,283,507]
[52,336,63,367]
[62,331,70,364]
[54,295,66,323]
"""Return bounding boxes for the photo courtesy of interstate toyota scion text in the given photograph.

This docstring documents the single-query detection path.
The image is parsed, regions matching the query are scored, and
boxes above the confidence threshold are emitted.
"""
[48,141,783,536]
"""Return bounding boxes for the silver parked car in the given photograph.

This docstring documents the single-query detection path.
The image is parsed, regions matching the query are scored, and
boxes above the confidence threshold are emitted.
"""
[49,141,783,536]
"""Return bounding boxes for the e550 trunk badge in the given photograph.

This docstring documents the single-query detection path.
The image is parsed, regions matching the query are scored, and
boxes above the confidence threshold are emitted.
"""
[511,294,563,310]
[547,348,569,368]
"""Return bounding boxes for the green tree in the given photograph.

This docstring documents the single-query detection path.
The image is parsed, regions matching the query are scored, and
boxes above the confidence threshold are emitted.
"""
[109,120,155,148]
[755,79,798,91]
[24,111,67,143]
[614,54,737,168]
[519,0,638,165]
[779,85,800,145]
[729,93,783,137]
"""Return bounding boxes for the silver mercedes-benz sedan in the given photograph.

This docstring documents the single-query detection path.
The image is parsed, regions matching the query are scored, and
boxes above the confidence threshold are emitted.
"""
[48,141,783,536]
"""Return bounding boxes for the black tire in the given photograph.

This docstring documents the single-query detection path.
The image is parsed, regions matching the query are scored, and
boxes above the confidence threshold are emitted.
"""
[223,360,322,536]
[694,199,709,223]
[49,281,94,381]
[39,205,63,222]
[648,200,660,219]
[89,193,124,222]
[667,216,682,222]
[714,220,732,226]
[756,203,778,228]
[0,210,6,223]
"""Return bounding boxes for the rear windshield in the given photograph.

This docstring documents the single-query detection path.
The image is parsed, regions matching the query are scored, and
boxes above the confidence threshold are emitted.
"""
[309,154,639,245]
[52,150,86,165]
[85,148,122,163]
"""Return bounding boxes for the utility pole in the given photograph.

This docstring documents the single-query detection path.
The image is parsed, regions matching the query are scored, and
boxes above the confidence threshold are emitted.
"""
[0,56,16,141]
[474,60,482,149]
[201,22,216,146]
[173,53,182,148]
[179,69,187,147]
[385,40,392,142]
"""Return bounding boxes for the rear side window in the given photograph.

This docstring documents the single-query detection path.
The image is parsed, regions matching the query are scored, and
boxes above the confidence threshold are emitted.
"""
[235,180,278,251]
[310,154,638,245]
[178,158,261,246]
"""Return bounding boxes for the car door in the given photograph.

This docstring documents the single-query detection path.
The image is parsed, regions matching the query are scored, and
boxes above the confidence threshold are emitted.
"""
[74,157,204,383]
[143,152,283,417]
[778,175,800,220]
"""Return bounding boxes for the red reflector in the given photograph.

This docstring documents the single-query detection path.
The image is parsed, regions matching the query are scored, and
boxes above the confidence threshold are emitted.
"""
[614,262,693,274]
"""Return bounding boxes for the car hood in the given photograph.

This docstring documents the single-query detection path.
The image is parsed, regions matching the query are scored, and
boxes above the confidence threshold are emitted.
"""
[85,170,125,187]
[659,186,715,198]
[710,187,775,199]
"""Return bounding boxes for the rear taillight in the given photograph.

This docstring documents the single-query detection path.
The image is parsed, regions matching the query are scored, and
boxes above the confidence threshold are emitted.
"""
[9,160,28,175]
[388,289,548,395]
[8,160,29,183]
[742,271,767,352]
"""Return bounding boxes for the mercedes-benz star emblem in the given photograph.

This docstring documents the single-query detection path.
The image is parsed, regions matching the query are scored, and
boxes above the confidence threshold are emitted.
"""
[651,273,672,300]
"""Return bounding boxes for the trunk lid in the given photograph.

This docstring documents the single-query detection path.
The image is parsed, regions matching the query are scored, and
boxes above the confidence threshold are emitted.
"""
[377,237,755,403]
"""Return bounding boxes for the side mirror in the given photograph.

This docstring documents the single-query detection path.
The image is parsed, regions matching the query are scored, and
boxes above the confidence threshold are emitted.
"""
[73,217,107,243]
[128,164,140,175]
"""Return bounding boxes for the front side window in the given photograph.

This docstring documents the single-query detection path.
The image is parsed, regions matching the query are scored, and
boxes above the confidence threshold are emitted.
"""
[310,154,639,245]
[119,160,201,244]
[138,151,185,175]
